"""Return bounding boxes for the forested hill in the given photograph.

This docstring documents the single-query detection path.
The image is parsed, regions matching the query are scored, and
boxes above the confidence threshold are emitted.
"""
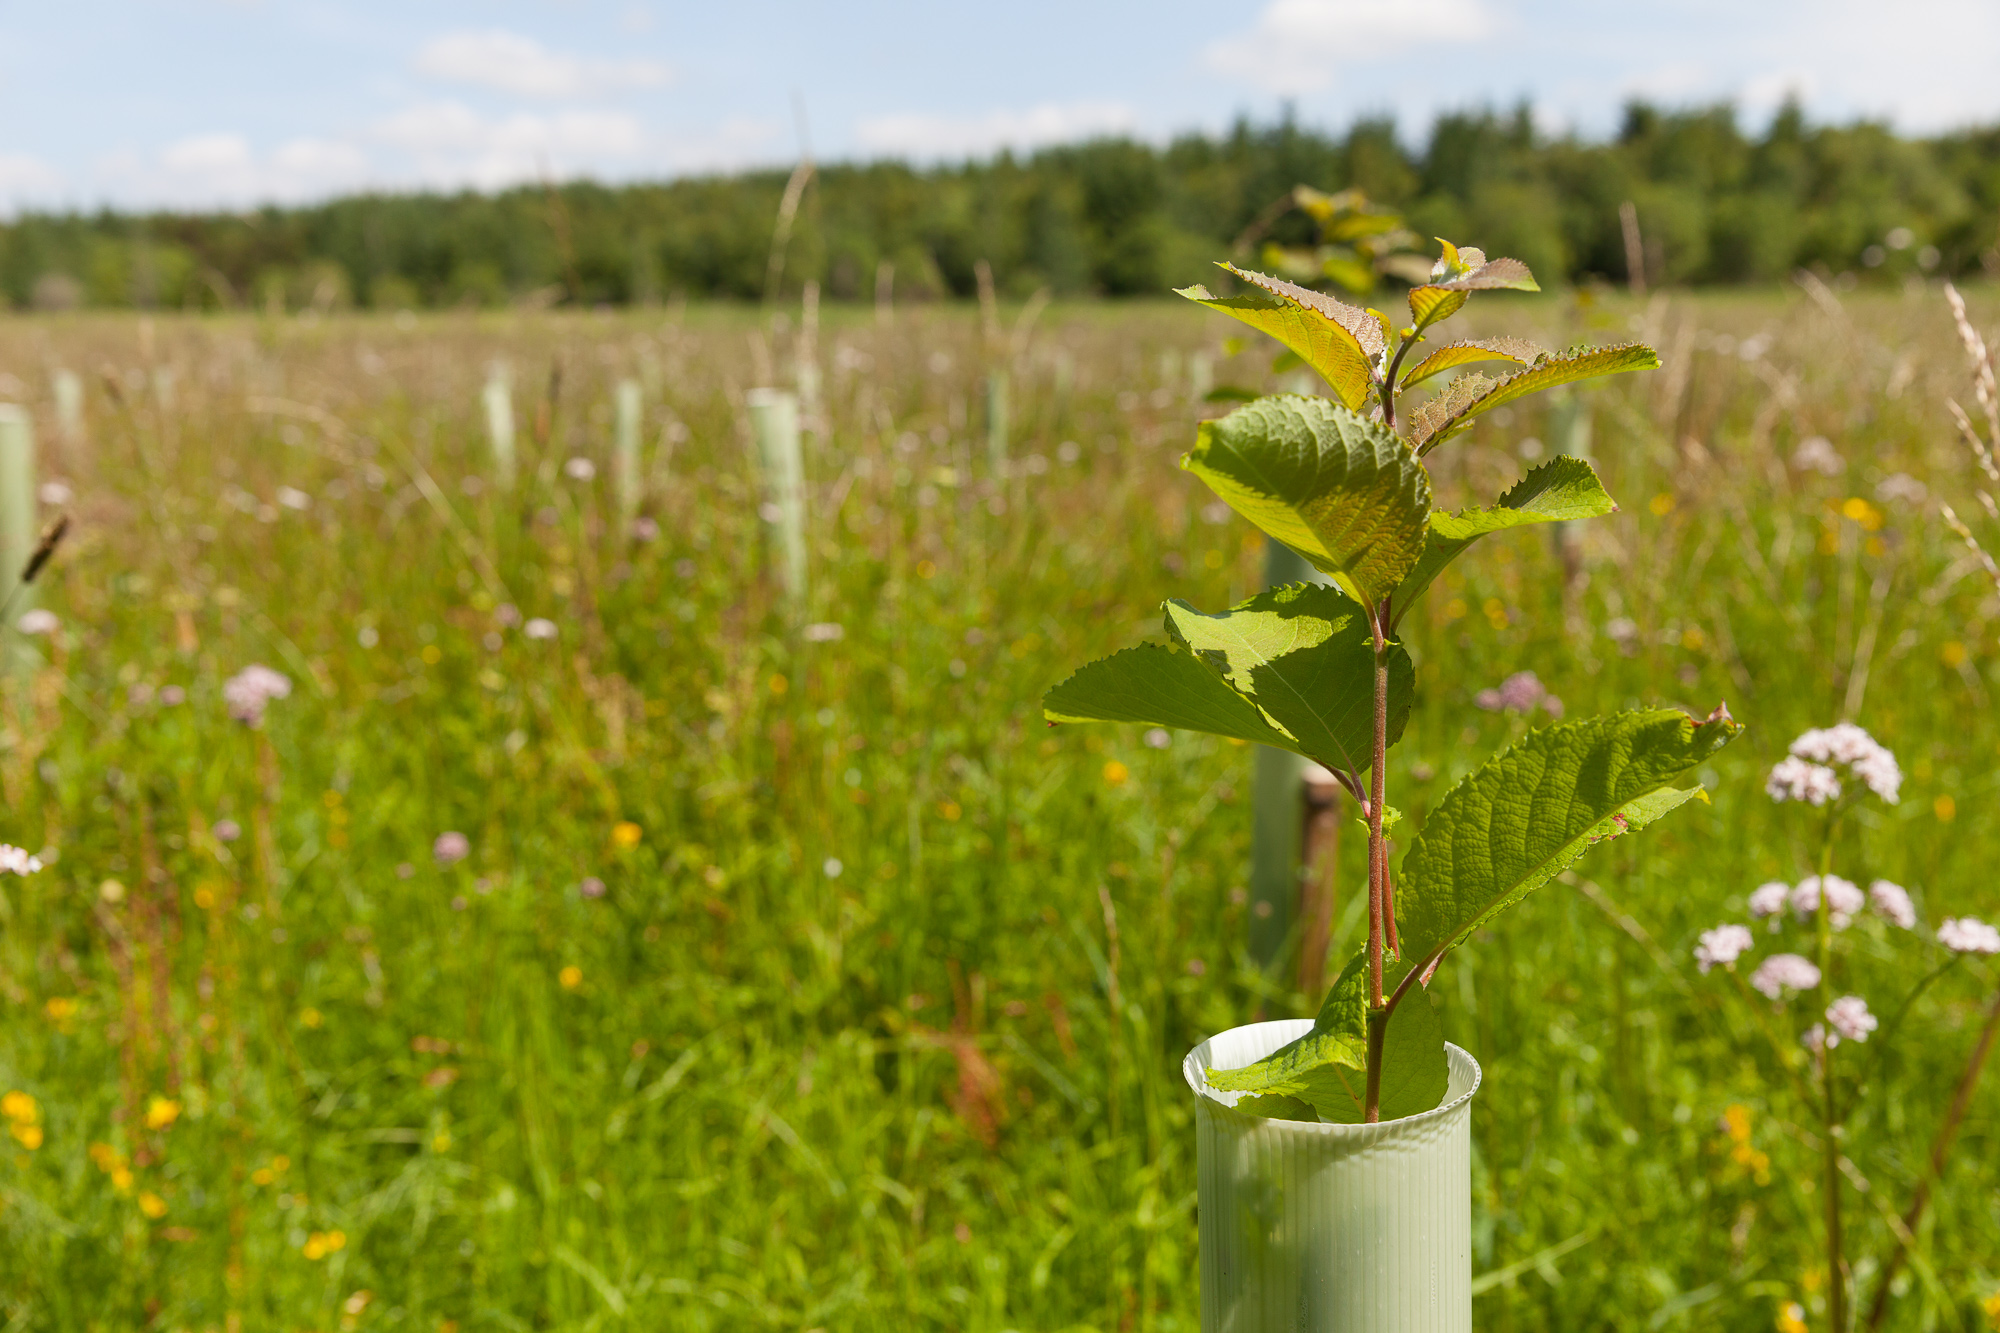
[7,104,1998,311]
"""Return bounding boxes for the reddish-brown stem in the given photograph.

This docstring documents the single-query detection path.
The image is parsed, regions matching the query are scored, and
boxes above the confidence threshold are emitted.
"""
[1363,598,1392,1121]
[1863,985,2000,1331]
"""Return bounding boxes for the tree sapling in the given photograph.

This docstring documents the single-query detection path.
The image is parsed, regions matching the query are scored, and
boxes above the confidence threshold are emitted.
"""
[1045,242,1742,1123]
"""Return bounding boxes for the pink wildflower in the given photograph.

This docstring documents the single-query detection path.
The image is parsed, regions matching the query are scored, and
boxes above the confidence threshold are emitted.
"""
[1748,882,1790,918]
[1766,755,1840,805]
[433,832,470,866]
[1868,880,1916,930]
[1790,875,1863,928]
[1786,723,1901,803]
[1937,917,2000,955]
[223,664,292,726]
[1694,924,1754,973]
[1826,995,1877,1044]
[1750,953,1821,999]
[0,845,43,876]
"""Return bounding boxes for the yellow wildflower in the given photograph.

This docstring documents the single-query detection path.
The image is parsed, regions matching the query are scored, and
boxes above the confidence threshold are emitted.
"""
[559,966,583,990]
[145,1096,181,1130]
[302,1229,348,1260]
[612,821,642,848]
[138,1192,168,1219]
[1102,761,1129,786]
[10,1122,43,1150]
[1776,1302,1808,1333]
[1,1091,36,1124]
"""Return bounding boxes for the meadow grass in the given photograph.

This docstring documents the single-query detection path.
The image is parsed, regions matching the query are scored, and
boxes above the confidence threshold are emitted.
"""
[0,285,1995,1331]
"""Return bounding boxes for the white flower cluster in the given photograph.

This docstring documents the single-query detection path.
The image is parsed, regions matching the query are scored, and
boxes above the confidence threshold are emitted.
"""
[1937,916,2000,955]
[1750,953,1821,999]
[1790,875,1865,927]
[0,844,43,875]
[1748,881,1790,919]
[1868,880,1916,930]
[1805,995,1878,1049]
[1746,875,1910,933]
[1825,995,1877,1043]
[1694,924,1754,973]
[1765,755,1841,805]
[1769,722,1902,805]
[223,664,293,726]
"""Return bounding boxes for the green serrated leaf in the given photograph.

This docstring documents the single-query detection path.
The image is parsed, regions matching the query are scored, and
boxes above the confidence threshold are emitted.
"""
[1314,971,1446,1125]
[1163,583,1412,778]
[1041,642,1297,750]
[1410,344,1661,455]
[1182,395,1432,606]
[1177,264,1384,410]
[1210,949,1447,1123]
[1232,1091,1321,1121]
[1398,707,1743,967]
[1398,337,1545,392]
[1207,952,1367,1097]
[1389,456,1616,629]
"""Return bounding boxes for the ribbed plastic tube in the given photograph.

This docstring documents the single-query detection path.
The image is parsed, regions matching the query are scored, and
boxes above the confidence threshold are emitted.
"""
[1184,1020,1483,1333]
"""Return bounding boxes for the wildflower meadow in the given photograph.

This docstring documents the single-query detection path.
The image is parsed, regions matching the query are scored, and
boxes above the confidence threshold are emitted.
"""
[0,281,1996,1331]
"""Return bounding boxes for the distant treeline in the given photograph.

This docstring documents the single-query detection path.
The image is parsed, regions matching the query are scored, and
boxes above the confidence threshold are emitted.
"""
[6,104,1999,311]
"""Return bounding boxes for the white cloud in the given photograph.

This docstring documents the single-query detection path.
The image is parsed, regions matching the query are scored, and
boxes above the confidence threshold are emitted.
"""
[371,100,647,191]
[415,29,669,99]
[855,101,1140,160]
[0,154,66,211]
[1206,0,1496,94]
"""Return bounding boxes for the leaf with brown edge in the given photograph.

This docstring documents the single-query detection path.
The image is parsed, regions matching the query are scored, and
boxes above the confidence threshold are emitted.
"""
[1177,263,1383,410]
[1406,371,1496,448]
[1429,256,1538,292]
[1411,344,1662,454]
[1425,239,1538,291]
[1405,242,1539,333]
[1398,337,1545,392]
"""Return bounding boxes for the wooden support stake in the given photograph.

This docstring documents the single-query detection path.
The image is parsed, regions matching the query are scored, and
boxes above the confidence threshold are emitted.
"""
[1298,763,1344,997]
[1248,537,1330,976]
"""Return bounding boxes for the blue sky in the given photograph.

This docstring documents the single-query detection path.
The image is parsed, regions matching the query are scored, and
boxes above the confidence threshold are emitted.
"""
[6,0,1998,213]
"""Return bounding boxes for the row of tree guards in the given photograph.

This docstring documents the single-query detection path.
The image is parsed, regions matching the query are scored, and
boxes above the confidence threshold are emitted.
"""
[478,365,648,528]
[1247,386,1593,994]
[9,323,1590,991]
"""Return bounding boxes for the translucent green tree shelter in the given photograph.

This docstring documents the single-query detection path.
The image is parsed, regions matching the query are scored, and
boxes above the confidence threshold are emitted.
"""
[482,362,516,491]
[747,388,807,610]
[1046,243,1742,1124]
[984,371,1009,478]
[615,379,643,526]
[51,370,83,447]
[0,404,48,682]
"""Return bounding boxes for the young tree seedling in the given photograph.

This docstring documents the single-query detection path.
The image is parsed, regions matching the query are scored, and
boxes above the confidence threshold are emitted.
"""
[1045,242,1742,1122]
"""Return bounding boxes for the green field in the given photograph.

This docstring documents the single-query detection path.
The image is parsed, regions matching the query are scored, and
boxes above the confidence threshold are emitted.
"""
[0,286,1995,1331]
